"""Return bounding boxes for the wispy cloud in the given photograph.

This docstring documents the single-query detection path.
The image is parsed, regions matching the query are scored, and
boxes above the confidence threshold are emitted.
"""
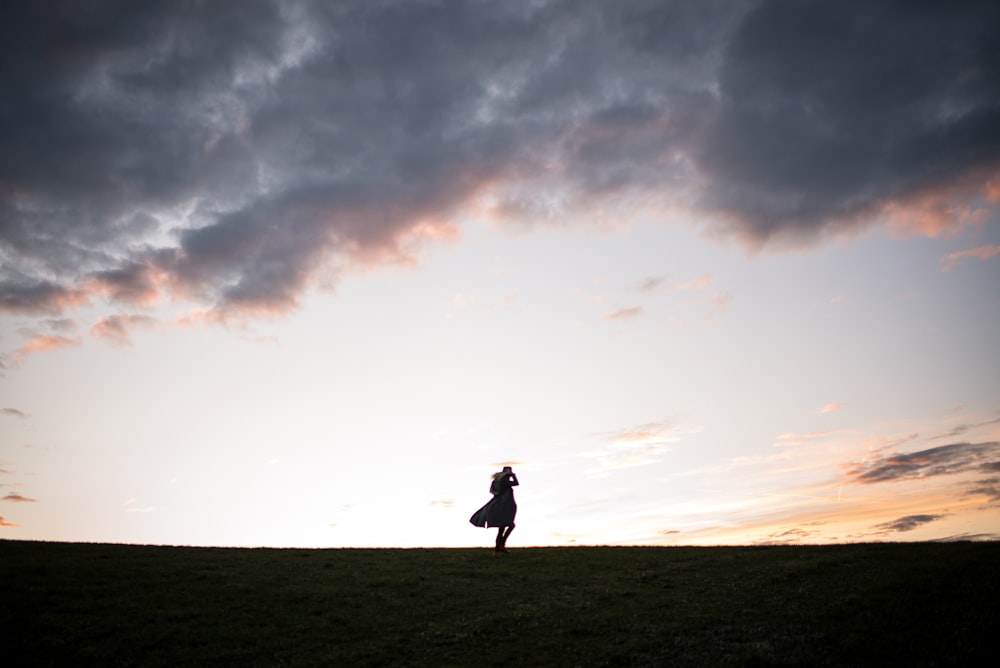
[940,245,1000,272]
[0,515,19,527]
[965,477,1000,503]
[2,408,28,419]
[124,498,156,513]
[2,492,38,503]
[760,525,825,545]
[604,306,644,322]
[90,314,157,348]
[676,274,713,291]
[637,276,668,292]
[818,403,844,415]
[869,513,947,534]
[13,335,81,361]
[584,420,700,473]
[708,291,734,316]
[847,441,1000,484]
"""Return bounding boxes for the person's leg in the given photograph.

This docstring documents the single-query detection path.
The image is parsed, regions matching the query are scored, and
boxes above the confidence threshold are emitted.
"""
[499,523,515,549]
[495,527,505,552]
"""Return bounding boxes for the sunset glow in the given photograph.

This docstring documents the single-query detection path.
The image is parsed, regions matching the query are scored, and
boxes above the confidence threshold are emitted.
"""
[2,1,998,548]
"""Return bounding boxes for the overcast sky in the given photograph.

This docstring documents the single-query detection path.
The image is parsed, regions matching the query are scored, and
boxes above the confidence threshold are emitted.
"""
[2,0,999,547]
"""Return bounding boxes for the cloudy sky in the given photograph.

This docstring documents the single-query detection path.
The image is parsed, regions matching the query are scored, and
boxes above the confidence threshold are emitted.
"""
[2,0,999,548]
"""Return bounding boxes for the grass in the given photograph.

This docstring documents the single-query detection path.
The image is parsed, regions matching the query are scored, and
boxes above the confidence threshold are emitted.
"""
[2,540,996,666]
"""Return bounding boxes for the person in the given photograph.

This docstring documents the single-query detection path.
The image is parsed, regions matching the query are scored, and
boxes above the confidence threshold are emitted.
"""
[469,466,519,555]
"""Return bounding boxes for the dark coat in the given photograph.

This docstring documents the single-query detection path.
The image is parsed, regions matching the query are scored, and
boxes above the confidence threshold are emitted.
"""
[469,473,519,528]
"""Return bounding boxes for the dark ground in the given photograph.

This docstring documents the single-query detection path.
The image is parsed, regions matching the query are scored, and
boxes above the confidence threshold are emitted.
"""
[2,540,996,666]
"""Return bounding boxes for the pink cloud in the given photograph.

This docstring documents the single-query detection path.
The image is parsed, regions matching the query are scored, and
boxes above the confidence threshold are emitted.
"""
[86,261,170,307]
[13,334,81,361]
[709,291,733,311]
[677,274,713,291]
[818,403,844,415]
[940,245,1000,272]
[604,306,643,321]
[883,183,994,239]
[0,284,90,315]
[90,314,157,347]
[0,515,20,527]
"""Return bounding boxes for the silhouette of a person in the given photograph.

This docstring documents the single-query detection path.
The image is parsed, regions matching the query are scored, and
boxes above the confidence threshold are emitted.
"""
[469,466,519,555]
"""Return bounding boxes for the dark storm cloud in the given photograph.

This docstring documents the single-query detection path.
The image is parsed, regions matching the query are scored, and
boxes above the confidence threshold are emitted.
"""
[848,442,1000,483]
[697,0,1000,244]
[2,0,998,326]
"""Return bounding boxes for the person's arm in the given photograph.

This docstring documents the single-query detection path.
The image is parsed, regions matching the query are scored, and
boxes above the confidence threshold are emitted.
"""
[509,473,519,487]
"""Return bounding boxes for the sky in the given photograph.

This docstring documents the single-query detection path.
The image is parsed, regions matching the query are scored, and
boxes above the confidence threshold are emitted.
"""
[2,0,999,548]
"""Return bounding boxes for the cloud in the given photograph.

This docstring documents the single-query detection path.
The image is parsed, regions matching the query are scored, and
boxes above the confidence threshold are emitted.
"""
[2,0,998,342]
[2,492,38,503]
[927,416,1000,442]
[124,499,156,514]
[965,477,1000,503]
[604,306,643,321]
[941,244,1000,272]
[2,408,28,419]
[760,526,824,545]
[931,533,1000,542]
[584,419,699,472]
[848,441,1000,484]
[90,314,157,347]
[708,290,733,312]
[42,318,78,333]
[870,514,946,534]
[0,515,19,527]
[676,274,713,291]
[818,403,844,415]
[637,276,668,292]
[695,0,1000,246]
[13,335,81,361]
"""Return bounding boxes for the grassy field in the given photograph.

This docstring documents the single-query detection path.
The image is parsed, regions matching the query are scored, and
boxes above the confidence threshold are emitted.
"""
[2,540,996,666]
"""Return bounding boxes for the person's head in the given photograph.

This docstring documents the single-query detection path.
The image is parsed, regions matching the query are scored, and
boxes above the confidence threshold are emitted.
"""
[493,467,512,480]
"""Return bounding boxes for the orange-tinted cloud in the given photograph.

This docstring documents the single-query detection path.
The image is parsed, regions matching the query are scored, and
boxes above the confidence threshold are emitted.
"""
[0,515,20,527]
[0,282,90,315]
[87,261,169,307]
[13,335,81,361]
[2,492,37,503]
[818,403,844,415]
[677,274,713,291]
[90,314,157,347]
[883,188,993,239]
[604,306,643,321]
[940,244,1000,272]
